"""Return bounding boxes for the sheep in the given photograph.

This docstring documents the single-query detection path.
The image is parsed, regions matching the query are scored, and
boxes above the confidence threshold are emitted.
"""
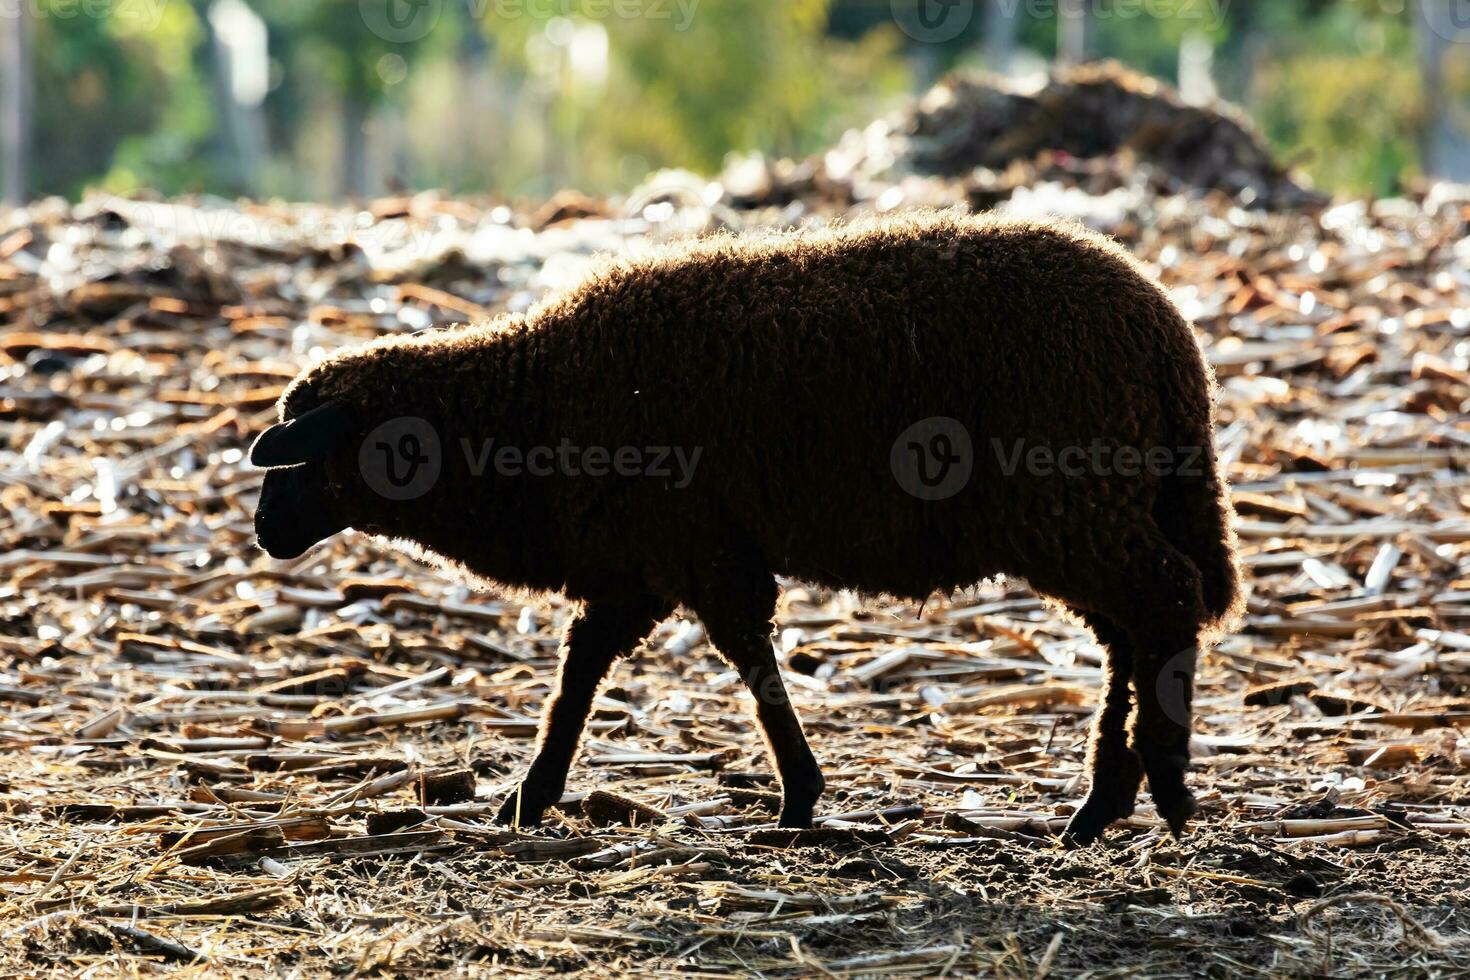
[250,211,1242,844]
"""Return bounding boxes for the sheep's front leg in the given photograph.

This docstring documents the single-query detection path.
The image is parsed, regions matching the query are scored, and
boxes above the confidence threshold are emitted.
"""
[693,547,824,827]
[710,629,826,828]
[495,596,669,827]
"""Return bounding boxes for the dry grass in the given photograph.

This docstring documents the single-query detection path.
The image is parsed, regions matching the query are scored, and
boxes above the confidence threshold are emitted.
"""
[1,172,1469,976]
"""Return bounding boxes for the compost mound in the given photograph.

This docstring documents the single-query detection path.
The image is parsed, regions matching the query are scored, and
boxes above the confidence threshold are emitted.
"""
[719,61,1323,213]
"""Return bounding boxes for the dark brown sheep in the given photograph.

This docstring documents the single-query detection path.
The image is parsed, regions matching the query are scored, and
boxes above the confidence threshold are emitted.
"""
[251,212,1241,843]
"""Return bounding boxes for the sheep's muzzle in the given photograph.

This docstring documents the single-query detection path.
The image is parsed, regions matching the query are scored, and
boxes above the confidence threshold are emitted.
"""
[255,464,348,559]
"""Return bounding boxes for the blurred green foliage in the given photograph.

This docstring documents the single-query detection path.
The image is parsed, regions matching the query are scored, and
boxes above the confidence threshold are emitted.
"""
[29,1,195,196]
[1,0,1454,201]
[1245,2,1426,196]
[479,0,909,189]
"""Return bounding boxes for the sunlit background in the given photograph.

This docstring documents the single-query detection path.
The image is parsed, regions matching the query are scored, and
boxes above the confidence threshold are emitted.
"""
[2,0,1468,204]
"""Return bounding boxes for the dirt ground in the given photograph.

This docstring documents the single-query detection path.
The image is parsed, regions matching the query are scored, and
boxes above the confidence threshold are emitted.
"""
[2,169,1470,976]
[4,584,1470,977]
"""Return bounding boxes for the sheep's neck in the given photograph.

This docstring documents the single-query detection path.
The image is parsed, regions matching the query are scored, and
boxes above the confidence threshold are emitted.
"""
[380,325,566,593]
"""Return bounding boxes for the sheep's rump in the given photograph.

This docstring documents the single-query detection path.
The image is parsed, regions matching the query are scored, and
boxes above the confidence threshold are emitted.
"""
[532,212,1225,603]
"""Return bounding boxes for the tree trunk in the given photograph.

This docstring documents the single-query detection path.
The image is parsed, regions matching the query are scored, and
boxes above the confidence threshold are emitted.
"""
[1416,11,1470,182]
[911,40,942,91]
[1,6,33,204]
[984,0,1021,75]
[1057,0,1092,65]
[1216,2,1264,106]
[1178,30,1217,106]
[342,94,370,199]
[454,3,496,191]
[194,0,246,194]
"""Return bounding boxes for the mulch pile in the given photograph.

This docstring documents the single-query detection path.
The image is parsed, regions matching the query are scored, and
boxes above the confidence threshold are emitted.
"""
[1,73,1469,975]
[901,62,1322,206]
[720,60,1325,214]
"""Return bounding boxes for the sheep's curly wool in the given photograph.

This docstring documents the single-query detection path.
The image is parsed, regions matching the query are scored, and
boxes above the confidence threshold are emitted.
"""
[260,210,1241,839]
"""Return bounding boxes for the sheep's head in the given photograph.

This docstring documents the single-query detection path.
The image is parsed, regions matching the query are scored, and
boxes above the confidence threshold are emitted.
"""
[249,402,356,559]
[250,327,498,559]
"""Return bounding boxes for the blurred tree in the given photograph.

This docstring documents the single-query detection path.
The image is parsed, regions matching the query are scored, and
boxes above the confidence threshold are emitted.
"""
[258,1,436,198]
[192,0,269,195]
[1057,0,1093,64]
[832,1,1020,78]
[1,4,32,203]
[21,4,178,198]
[482,0,910,194]
[103,5,223,197]
[1,0,1451,200]
[1415,5,1470,181]
[984,0,1021,75]
[1247,1,1424,195]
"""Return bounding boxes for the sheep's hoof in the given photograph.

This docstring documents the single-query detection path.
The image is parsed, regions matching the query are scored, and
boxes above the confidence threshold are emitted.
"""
[1139,751,1195,837]
[494,790,548,828]
[777,805,816,829]
[1158,792,1198,838]
[1062,799,1122,847]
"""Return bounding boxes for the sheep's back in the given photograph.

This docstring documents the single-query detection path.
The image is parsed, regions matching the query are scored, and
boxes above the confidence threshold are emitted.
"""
[536,215,1198,597]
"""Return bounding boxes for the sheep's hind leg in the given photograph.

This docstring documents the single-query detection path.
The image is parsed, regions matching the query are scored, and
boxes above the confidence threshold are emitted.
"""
[1113,537,1207,838]
[1030,528,1205,839]
[1063,612,1144,846]
[1131,625,1201,837]
[495,595,670,827]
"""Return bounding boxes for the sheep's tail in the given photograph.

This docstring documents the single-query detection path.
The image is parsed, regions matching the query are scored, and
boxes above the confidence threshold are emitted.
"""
[1155,319,1245,635]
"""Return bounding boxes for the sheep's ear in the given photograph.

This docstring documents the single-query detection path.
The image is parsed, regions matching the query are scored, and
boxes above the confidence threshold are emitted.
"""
[250,403,351,468]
